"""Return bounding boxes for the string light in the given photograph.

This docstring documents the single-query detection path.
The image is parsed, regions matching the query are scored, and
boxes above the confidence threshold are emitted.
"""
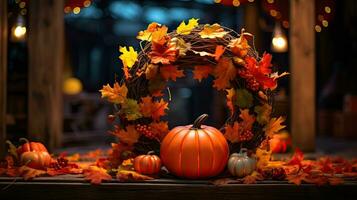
[84,0,91,7]
[73,7,81,14]
[11,16,26,42]
[271,23,288,53]
[232,0,240,7]
[64,6,71,14]
[322,20,328,27]
[325,6,331,14]
[315,25,322,32]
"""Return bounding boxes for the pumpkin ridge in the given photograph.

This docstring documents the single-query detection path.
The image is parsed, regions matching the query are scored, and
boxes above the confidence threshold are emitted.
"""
[162,128,184,159]
[202,129,215,175]
[195,129,200,178]
[179,131,190,177]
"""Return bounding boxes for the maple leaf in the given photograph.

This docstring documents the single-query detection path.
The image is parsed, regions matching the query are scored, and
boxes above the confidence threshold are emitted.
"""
[160,65,184,81]
[145,64,159,80]
[214,45,225,61]
[121,98,142,121]
[176,18,199,35]
[170,37,191,56]
[242,171,264,184]
[193,65,213,82]
[235,89,253,108]
[117,170,154,181]
[148,76,166,97]
[84,166,112,185]
[149,42,178,64]
[239,109,255,131]
[139,96,169,121]
[224,122,240,143]
[226,88,236,114]
[111,125,140,146]
[270,71,289,80]
[228,30,252,57]
[137,22,160,41]
[152,25,169,46]
[119,46,138,69]
[318,157,334,174]
[149,121,169,141]
[255,148,272,169]
[0,168,6,176]
[199,23,228,39]
[264,117,286,138]
[328,177,344,185]
[254,104,272,125]
[287,170,309,185]
[213,57,236,90]
[108,143,134,168]
[99,82,128,104]
[286,148,304,168]
[19,166,47,180]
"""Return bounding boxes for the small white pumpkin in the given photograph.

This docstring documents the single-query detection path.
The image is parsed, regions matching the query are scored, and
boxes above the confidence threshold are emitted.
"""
[228,148,256,177]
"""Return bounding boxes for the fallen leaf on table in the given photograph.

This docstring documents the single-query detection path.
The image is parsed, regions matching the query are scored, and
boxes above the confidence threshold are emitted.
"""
[328,177,344,185]
[193,65,213,82]
[286,148,304,168]
[263,116,286,138]
[99,82,128,104]
[111,125,140,146]
[160,65,184,81]
[213,57,236,90]
[19,166,47,180]
[84,166,112,185]
[199,23,228,39]
[117,170,153,181]
[224,122,240,143]
[318,157,334,174]
[242,171,264,184]
[286,170,309,185]
[176,18,199,35]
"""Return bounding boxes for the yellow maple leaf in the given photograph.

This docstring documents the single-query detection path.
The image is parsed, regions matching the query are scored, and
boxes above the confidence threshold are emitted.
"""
[264,116,286,138]
[176,18,199,35]
[199,23,228,39]
[137,22,160,41]
[255,148,272,170]
[111,125,140,146]
[170,37,191,56]
[99,82,128,104]
[119,46,138,69]
[224,122,240,143]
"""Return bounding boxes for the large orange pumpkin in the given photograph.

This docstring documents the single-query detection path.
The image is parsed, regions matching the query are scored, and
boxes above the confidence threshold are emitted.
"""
[160,114,229,179]
[17,138,52,169]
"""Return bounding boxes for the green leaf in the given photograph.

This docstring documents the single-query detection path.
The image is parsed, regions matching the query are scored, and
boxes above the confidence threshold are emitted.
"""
[254,104,272,125]
[121,99,142,121]
[234,89,253,108]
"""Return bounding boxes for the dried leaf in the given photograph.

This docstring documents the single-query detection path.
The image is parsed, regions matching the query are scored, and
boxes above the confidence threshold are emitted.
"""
[6,140,18,160]
[111,125,140,146]
[100,82,128,104]
[160,65,184,81]
[270,71,289,80]
[192,50,214,57]
[235,89,253,108]
[254,104,272,125]
[145,64,159,80]
[19,166,47,180]
[239,109,255,131]
[199,23,228,39]
[139,96,169,121]
[287,171,308,185]
[213,57,236,90]
[150,121,169,141]
[224,122,240,143]
[170,37,191,56]
[176,18,199,35]
[255,148,272,169]
[137,22,161,41]
[286,148,304,168]
[328,177,344,185]
[264,117,286,138]
[121,98,142,121]
[226,88,235,114]
[151,25,169,45]
[214,45,225,61]
[84,166,112,185]
[228,30,251,57]
[242,171,264,184]
[117,170,154,181]
[193,65,213,82]
[149,42,178,64]
[119,46,138,69]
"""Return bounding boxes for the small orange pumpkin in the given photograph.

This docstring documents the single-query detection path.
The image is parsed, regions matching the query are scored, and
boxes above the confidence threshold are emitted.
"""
[160,114,229,179]
[134,151,161,175]
[17,138,52,169]
[269,132,291,153]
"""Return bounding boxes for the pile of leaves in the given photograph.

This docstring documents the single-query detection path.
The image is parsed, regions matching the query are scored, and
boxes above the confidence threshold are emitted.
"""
[100,18,288,160]
[213,148,357,186]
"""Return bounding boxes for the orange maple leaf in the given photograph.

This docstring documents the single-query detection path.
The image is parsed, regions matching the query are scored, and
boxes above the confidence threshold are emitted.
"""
[214,45,225,61]
[199,23,228,39]
[111,125,140,146]
[213,57,236,90]
[145,64,159,80]
[116,170,154,181]
[84,166,112,185]
[264,116,286,138]
[228,30,252,57]
[150,121,169,141]
[139,96,169,121]
[239,109,255,131]
[287,170,309,185]
[19,166,47,180]
[226,88,235,114]
[99,82,128,104]
[193,65,213,82]
[224,122,240,143]
[151,25,169,46]
[137,22,160,41]
[242,171,264,184]
[160,65,184,81]
[149,42,178,64]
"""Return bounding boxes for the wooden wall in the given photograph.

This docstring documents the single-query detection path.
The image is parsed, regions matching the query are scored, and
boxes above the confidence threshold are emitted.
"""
[0,0,8,157]
[290,0,316,151]
[28,0,64,150]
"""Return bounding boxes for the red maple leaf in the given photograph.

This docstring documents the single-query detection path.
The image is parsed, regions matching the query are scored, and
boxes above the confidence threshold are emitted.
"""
[160,65,184,81]
[149,42,178,64]
[286,148,304,168]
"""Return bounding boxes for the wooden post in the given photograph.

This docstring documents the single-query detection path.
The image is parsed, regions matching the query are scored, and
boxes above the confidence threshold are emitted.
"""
[243,1,261,51]
[28,0,64,150]
[0,0,8,157]
[290,0,316,151]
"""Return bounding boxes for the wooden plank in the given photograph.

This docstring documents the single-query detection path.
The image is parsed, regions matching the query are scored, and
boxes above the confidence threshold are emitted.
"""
[243,1,261,51]
[0,0,7,158]
[290,0,316,151]
[28,0,64,150]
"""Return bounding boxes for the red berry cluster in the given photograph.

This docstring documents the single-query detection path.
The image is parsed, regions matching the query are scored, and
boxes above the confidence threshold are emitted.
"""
[136,124,155,139]
[239,130,254,141]
[49,157,69,169]
[237,69,260,91]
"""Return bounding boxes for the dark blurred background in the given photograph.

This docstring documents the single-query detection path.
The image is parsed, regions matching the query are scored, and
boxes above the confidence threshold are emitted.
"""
[3,0,357,154]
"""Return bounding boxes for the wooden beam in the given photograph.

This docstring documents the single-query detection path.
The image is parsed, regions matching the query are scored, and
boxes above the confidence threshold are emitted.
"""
[0,0,8,157]
[243,1,262,51]
[290,0,316,151]
[28,0,64,150]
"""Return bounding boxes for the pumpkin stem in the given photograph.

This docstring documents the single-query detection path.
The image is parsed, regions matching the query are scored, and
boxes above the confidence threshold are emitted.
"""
[147,151,155,155]
[19,138,31,151]
[240,148,248,155]
[192,114,209,129]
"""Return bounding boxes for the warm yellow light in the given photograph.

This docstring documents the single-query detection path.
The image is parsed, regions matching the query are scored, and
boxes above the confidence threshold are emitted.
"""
[282,21,289,28]
[267,0,274,4]
[233,0,240,7]
[13,26,26,38]
[20,9,27,15]
[270,9,277,17]
[315,25,322,32]
[248,0,255,2]
[84,0,91,7]
[73,7,81,14]
[63,77,83,95]
[325,6,331,14]
[64,6,71,14]
[214,0,221,3]
[271,24,288,53]
[19,1,26,8]
[272,36,287,52]
[322,20,328,27]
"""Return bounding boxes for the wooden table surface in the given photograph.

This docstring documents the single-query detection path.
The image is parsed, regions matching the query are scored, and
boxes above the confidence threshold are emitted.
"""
[1,175,357,200]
